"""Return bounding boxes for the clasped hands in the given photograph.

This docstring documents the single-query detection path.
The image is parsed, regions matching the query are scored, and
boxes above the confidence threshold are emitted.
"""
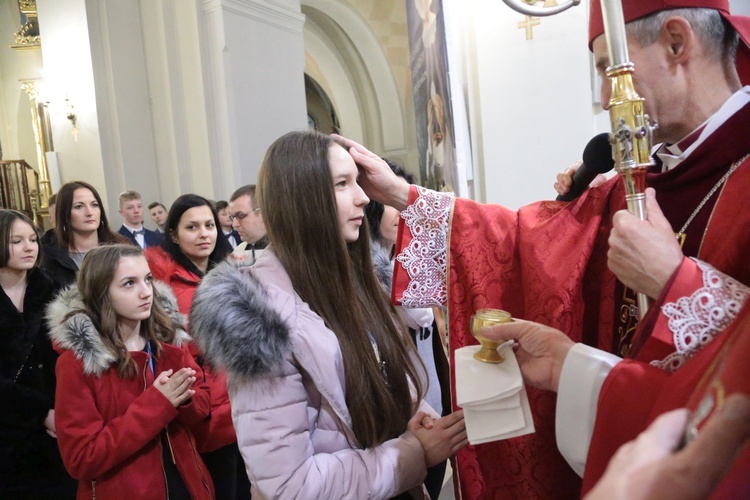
[407,410,468,468]
[153,367,197,407]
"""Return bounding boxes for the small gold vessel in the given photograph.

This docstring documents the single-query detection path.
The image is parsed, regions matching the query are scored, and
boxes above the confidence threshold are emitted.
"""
[470,309,512,364]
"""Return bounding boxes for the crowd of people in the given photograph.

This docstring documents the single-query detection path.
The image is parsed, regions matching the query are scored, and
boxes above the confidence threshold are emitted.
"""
[1,134,466,499]
[2,0,750,499]
[1,180,270,498]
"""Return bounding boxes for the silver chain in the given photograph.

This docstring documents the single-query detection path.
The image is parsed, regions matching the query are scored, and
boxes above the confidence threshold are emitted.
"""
[676,154,750,241]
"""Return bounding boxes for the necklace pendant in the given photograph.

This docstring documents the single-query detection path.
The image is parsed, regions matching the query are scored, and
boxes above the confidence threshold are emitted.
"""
[675,232,687,248]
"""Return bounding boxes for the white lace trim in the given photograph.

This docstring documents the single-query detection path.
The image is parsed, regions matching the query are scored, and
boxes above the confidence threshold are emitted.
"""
[653,259,750,372]
[396,186,454,308]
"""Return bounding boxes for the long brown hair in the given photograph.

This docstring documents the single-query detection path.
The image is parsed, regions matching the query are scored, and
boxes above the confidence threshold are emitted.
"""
[77,244,179,378]
[55,181,125,251]
[0,209,42,268]
[257,130,425,448]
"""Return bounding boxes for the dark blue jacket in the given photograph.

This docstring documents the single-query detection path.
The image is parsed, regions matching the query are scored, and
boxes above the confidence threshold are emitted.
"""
[118,225,163,249]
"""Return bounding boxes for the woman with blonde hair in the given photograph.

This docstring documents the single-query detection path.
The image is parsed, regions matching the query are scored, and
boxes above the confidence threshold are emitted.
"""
[48,244,214,499]
[191,130,466,498]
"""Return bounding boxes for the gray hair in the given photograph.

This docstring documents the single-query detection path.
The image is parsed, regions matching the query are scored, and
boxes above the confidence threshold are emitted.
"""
[627,8,738,70]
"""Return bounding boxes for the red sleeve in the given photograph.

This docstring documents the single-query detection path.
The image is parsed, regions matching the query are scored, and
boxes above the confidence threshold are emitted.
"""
[191,368,236,453]
[392,185,423,305]
[391,185,520,311]
[174,344,212,425]
[54,351,179,481]
[581,359,670,493]
[631,257,750,365]
[178,342,234,451]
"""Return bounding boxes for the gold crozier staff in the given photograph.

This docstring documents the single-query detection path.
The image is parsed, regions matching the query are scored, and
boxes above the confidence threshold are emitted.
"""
[599,0,658,320]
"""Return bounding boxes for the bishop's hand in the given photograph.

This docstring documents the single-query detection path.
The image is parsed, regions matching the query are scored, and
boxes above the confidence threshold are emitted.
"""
[331,134,411,211]
[608,188,684,299]
[481,319,574,392]
[554,160,608,198]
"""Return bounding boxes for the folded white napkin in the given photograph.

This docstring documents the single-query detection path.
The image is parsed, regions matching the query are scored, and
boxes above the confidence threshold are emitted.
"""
[455,344,535,445]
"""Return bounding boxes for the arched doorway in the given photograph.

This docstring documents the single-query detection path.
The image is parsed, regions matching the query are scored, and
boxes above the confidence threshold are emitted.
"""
[305,73,341,134]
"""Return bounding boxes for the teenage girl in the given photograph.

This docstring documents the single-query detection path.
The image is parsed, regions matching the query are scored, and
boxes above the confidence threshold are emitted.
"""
[49,244,214,499]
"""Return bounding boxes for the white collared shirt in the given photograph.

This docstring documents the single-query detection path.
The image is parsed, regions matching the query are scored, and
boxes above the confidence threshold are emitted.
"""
[123,223,146,249]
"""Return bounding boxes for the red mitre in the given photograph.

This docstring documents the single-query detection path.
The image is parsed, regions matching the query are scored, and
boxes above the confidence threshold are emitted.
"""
[588,0,750,85]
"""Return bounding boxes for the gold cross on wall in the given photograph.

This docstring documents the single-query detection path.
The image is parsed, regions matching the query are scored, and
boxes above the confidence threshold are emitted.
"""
[517,15,540,40]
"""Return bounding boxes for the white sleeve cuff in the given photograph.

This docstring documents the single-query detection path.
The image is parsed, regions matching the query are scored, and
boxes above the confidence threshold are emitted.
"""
[556,343,622,476]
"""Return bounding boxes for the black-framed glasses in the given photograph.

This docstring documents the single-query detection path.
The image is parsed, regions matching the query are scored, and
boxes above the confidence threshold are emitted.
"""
[229,207,260,222]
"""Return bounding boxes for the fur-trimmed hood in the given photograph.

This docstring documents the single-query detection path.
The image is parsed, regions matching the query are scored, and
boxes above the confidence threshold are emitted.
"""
[370,241,393,294]
[189,257,290,383]
[46,281,191,376]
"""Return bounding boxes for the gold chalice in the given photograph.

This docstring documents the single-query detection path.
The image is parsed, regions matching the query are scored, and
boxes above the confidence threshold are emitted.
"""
[470,309,512,364]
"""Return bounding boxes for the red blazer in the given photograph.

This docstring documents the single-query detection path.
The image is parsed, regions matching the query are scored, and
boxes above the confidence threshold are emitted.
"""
[55,342,215,499]
[145,246,236,452]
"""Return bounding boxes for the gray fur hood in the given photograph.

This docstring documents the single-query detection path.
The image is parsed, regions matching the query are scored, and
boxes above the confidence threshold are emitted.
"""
[370,241,393,294]
[46,281,191,376]
[189,257,290,383]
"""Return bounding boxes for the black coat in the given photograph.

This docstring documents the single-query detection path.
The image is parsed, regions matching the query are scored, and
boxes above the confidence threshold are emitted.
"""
[41,238,79,293]
[0,267,75,497]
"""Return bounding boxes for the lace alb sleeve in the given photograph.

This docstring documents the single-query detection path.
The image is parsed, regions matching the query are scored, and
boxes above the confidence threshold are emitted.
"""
[654,259,750,372]
[395,186,454,308]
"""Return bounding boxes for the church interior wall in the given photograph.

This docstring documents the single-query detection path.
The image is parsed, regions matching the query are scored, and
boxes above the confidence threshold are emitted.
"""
[303,0,418,173]
[303,18,366,142]
[0,0,40,169]
[336,0,419,171]
[35,0,109,210]
[223,6,308,160]
[460,0,609,210]
[138,0,214,212]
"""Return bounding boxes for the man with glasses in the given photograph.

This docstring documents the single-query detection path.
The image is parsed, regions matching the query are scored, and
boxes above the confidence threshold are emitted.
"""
[228,185,267,264]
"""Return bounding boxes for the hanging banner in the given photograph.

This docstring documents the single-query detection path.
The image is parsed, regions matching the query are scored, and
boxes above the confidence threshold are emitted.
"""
[406,0,457,191]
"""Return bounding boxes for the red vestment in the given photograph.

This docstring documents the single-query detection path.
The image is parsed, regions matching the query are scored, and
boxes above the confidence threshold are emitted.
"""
[392,97,750,498]
[584,300,750,498]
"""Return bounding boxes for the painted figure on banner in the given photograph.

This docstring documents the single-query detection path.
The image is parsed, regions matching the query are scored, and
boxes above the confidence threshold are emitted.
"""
[407,0,457,192]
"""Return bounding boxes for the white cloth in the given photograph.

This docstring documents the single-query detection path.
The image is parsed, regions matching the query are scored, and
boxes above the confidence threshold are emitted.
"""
[455,344,535,445]
[556,344,622,476]
[398,306,434,330]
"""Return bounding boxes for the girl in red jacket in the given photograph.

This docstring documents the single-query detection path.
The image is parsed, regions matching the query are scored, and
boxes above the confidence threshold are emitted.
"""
[49,244,214,499]
[146,194,249,499]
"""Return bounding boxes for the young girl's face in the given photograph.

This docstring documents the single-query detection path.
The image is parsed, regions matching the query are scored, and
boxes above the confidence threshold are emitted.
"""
[379,206,400,248]
[173,205,217,262]
[109,255,153,327]
[5,219,38,272]
[330,144,369,243]
[69,188,101,233]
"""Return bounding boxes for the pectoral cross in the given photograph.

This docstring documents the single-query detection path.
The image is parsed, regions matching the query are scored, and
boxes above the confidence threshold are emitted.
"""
[517,15,540,40]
